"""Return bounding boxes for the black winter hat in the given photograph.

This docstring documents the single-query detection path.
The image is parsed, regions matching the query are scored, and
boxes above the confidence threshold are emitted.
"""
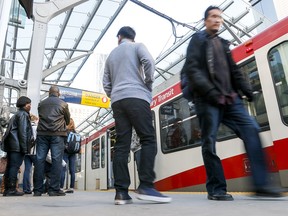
[16,96,31,108]
[116,26,136,40]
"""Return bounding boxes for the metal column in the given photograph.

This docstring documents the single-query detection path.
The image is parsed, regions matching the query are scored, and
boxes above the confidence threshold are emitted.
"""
[26,0,88,115]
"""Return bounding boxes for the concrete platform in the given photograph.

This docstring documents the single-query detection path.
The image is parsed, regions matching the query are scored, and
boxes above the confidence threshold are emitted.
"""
[0,191,287,216]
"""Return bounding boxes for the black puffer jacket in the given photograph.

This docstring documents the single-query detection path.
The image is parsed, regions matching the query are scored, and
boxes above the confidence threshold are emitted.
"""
[37,94,70,136]
[181,30,253,102]
[2,108,33,154]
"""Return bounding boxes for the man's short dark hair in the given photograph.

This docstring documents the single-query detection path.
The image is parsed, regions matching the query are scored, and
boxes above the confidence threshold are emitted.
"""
[49,85,60,97]
[204,5,221,20]
[116,26,136,40]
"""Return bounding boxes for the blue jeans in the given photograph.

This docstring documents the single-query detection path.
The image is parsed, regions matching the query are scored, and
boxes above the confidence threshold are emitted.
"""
[60,152,76,189]
[33,135,65,193]
[23,155,37,192]
[195,96,268,195]
[112,98,157,192]
[4,151,25,182]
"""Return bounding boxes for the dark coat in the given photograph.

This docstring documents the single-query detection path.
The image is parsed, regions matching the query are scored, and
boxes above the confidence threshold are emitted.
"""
[181,30,253,102]
[2,108,33,154]
[37,94,70,136]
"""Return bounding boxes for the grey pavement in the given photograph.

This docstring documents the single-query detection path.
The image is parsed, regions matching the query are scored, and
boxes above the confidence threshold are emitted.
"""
[0,191,287,216]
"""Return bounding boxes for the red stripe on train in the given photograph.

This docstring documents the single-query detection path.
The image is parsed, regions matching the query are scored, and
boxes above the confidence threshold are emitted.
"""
[155,144,287,191]
[273,137,288,170]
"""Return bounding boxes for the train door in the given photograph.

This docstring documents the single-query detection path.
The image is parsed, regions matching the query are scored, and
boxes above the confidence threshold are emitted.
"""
[74,139,87,190]
[107,127,115,189]
[99,134,108,189]
[106,127,138,190]
[256,40,288,187]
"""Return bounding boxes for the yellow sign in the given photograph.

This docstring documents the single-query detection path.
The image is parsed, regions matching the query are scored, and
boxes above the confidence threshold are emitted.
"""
[81,91,110,108]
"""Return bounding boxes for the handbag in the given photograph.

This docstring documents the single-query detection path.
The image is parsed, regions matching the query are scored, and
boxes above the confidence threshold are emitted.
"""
[0,156,7,174]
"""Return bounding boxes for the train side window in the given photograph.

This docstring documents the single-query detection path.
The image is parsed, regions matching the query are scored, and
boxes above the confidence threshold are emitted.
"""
[75,153,81,173]
[268,42,288,124]
[217,59,269,140]
[91,139,100,169]
[101,136,105,168]
[158,59,269,150]
[240,59,269,128]
[159,97,200,153]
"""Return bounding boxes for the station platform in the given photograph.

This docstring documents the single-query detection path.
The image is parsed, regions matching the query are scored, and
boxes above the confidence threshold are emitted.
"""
[0,190,287,216]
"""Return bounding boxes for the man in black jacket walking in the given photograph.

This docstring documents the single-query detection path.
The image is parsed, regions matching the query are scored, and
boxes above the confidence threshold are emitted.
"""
[33,86,70,196]
[181,5,282,201]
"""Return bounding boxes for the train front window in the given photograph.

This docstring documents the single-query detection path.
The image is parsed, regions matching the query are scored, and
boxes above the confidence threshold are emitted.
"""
[268,42,288,124]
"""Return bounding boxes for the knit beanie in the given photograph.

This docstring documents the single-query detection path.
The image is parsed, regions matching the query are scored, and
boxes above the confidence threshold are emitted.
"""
[16,96,31,108]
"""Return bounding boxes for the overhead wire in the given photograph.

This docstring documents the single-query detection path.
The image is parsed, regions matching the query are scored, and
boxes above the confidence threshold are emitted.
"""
[129,0,198,43]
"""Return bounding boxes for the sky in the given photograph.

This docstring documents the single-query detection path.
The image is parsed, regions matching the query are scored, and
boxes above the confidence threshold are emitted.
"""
[95,0,223,58]
[71,0,227,91]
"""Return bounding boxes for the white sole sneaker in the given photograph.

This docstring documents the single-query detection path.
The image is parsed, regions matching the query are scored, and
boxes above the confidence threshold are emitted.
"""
[136,194,172,203]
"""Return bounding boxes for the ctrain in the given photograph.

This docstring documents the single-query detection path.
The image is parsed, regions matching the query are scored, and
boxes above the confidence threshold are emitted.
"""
[75,16,288,192]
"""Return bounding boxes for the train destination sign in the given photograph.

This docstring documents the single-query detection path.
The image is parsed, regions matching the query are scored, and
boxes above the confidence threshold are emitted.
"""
[59,86,110,108]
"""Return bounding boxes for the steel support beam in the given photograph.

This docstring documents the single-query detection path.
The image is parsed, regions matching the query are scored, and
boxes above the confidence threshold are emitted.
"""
[26,0,89,115]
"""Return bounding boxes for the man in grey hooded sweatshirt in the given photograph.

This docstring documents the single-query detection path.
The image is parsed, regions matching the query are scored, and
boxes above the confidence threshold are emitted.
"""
[103,26,171,205]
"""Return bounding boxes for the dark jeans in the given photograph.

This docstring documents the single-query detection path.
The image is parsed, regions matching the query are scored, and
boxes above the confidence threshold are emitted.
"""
[4,151,25,182]
[112,98,157,192]
[60,152,76,189]
[23,154,37,192]
[195,96,269,195]
[33,135,65,193]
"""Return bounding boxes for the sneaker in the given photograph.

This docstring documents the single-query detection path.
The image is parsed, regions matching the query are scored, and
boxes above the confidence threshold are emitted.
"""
[114,192,133,205]
[65,188,74,193]
[136,188,172,203]
[254,187,283,198]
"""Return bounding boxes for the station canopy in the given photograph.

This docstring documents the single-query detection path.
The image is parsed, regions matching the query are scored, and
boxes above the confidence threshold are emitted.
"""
[3,0,274,137]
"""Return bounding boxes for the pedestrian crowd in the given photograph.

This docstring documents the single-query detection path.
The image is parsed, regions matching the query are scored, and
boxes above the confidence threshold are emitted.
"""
[0,86,77,197]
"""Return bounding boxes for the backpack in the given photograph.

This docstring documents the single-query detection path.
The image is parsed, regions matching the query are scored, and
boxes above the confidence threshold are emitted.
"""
[65,132,81,154]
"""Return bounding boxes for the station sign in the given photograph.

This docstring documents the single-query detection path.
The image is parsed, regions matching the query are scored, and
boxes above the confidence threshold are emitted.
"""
[59,86,110,108]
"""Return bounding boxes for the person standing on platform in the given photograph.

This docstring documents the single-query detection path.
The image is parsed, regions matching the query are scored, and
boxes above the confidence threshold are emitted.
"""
[2,96,33,196]
[33,85,70,196]
[22,114,38,194]
[0,103,10,140]
[181,5,283,201]
[103,26,171,205]
[60,118,77,193]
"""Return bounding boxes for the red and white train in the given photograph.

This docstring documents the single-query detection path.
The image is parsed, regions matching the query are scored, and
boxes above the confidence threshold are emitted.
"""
[74,16,288,192]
